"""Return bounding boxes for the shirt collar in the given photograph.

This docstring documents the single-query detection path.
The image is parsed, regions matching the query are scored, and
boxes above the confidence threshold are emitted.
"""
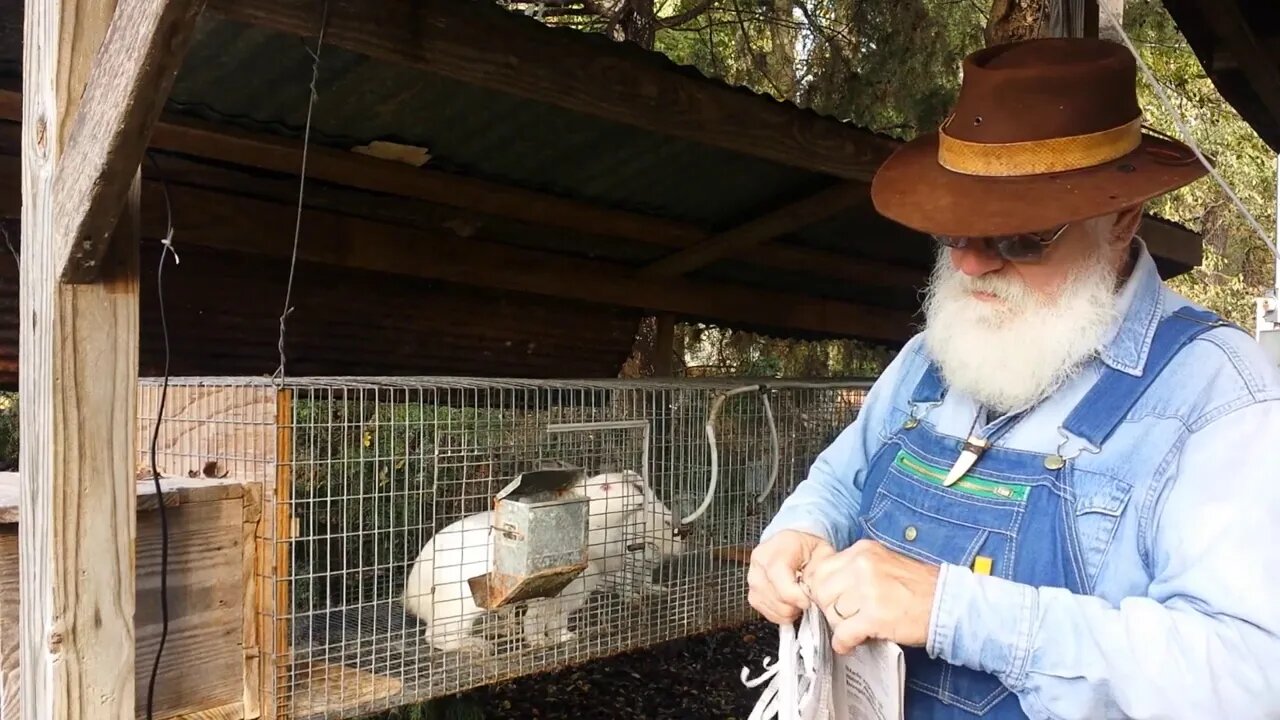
[1097,237,1165,377]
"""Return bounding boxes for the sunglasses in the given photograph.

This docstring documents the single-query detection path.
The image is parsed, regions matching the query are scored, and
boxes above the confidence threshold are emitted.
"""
[932,223,1069,263]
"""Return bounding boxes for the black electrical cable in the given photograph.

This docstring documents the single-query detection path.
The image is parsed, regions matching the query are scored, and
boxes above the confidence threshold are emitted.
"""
[144,152,178,720]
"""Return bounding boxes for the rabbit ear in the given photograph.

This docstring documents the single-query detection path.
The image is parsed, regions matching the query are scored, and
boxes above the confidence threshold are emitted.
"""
[620,470,657,501]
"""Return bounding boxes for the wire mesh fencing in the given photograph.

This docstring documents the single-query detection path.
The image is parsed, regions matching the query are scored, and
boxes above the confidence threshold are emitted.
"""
[138,375,871,720]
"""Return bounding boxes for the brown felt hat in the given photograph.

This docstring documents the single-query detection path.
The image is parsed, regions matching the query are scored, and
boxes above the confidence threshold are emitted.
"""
[870,37,1208,238]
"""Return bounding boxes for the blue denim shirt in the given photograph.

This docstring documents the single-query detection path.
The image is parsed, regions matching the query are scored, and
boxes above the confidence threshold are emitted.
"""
[760,240,1280,718]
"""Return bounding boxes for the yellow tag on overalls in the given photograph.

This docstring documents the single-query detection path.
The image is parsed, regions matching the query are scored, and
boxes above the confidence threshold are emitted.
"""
[973,556,993,575]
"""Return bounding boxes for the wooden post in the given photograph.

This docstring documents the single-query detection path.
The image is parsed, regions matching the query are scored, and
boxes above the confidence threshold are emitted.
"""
[257,389,294,720]
[20,0,141,718]
[653,314,676,377]
[1083,0,1100,40]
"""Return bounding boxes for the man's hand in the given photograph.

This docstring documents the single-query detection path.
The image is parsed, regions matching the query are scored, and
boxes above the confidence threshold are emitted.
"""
[747,529,836,624]
[801,538,940,654]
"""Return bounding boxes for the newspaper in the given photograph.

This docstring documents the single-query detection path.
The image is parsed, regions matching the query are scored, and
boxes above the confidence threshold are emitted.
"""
[831,637,906,720]
[796,602,907,720]
[742,601,906,720]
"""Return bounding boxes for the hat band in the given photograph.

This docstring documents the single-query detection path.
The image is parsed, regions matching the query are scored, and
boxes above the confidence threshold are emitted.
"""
[937,117,1143,177]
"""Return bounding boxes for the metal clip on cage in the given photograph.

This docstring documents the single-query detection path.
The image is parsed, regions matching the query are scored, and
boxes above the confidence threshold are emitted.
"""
[467,467,591,610]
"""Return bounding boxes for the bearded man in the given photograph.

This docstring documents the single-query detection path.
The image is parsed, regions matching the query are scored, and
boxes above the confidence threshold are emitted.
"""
[747,37,1280,719]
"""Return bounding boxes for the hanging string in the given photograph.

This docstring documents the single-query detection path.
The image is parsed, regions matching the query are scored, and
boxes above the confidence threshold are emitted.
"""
[273,0,330,384]
[1098,3,1277,258]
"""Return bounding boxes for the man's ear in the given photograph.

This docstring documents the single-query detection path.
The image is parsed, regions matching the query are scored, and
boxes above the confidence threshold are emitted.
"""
[1112,203,1144,246]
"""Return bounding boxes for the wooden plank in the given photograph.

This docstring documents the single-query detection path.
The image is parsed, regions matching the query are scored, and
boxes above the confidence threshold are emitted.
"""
[289,661,403,720]
[0,530,16,720]
[20,0,141,718]
[166,702,244,720]
[134,499,245,719]
[0,94,925,290]
[0,497,246,720]
[639,181,869,277]
[0,472,246,525]
[53,0,207,283]
[205,0,896,181]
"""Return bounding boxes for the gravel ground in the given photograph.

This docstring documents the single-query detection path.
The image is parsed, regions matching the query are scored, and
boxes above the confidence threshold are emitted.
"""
[396,618,779,719]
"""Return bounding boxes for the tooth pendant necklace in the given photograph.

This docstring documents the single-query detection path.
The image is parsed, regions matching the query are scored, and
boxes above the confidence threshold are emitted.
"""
[944,410,989,487]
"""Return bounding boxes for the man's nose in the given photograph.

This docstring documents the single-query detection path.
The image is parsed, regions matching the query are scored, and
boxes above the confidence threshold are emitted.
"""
[950,245,1005,277]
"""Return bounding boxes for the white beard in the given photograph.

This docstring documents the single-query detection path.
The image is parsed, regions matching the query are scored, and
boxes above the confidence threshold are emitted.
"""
[920,243,1123,415]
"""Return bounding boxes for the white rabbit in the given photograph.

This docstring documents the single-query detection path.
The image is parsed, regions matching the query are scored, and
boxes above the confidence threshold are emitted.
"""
[400,470,646,655]
[587,471,686,591]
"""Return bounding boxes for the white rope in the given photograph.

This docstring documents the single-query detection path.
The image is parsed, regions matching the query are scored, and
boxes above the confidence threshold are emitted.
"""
[740,601,831,720]
[1098,3,1277,257]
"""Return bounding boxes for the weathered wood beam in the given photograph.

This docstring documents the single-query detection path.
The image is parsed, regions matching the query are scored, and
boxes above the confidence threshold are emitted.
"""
[159,183,916,342]
[21,0,140,718]
[204,0,896,181]
[638,181,868,277]
[53,0,206,283]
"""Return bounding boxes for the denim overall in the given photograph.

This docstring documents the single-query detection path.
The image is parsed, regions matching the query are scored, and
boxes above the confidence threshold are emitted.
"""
[854,307,1228,719]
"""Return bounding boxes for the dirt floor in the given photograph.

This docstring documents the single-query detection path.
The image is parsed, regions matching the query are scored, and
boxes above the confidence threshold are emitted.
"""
[414,618,778,719]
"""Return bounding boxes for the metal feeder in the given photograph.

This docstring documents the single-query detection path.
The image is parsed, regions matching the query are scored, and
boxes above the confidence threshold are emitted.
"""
[467,466,590,611]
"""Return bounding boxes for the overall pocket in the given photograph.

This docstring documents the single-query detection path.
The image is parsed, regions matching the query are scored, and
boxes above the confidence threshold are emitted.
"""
[858,448,1031,714]
[861,449,1026,580]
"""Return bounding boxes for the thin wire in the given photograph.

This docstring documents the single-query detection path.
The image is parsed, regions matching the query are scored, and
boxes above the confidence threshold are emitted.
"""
[274,0,330,384]
[144,151,179,720]
[0,221,17,273]
[1099,3,1277,257]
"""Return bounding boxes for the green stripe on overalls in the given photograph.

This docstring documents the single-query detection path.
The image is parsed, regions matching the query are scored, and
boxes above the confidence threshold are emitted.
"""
[893,449,1030,502]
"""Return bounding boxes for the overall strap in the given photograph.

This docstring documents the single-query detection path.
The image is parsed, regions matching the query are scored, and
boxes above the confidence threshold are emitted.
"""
[1061,307,1236,449]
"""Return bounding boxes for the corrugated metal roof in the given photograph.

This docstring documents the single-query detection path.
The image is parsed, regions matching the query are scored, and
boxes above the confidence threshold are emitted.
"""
[157,14,829,229]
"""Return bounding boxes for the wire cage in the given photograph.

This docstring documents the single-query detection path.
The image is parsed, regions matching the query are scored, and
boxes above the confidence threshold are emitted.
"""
[137,375,871,720]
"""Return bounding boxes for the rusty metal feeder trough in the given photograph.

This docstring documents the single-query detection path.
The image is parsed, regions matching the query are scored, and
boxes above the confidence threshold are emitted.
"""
[467,467,591,610]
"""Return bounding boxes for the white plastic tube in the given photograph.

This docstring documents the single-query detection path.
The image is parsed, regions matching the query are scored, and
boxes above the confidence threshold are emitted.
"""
[680,384,782,526]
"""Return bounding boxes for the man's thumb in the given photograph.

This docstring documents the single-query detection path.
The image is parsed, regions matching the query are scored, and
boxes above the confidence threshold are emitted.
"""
[805,540,836,566]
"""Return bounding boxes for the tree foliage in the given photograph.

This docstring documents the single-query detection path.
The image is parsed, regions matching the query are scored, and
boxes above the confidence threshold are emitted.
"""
[1120,0,1276,327]
[510,0,1277,374]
